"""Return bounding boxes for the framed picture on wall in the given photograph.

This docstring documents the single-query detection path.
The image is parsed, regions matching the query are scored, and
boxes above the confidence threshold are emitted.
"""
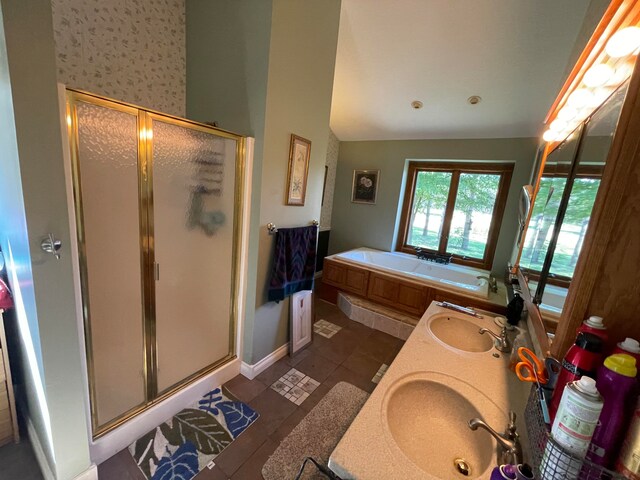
[351,170,380,204]
[286,134,312,206]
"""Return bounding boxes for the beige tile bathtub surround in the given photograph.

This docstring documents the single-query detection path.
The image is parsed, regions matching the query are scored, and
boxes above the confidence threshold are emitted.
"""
[338,293,416,340]
[329,302,531,480]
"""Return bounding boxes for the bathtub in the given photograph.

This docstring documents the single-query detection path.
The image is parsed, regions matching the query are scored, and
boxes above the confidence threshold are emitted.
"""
[328,248,490,298]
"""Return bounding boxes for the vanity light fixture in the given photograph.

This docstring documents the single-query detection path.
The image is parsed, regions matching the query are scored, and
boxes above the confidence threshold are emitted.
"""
[566,88,594,109]
[583,64,614,87]
[549,119,567,132]
[544,31,640,141]
[411,100,423,109]
[605,26,640,58]
[556,106,578,121]
[542,3,640,145]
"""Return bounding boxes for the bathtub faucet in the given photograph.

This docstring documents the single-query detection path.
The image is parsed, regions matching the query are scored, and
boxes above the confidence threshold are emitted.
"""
[477,275,498,294]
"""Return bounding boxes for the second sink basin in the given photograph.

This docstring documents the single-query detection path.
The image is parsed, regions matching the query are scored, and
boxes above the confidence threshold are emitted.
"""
[428,313,494,353]
[382,372,507,479]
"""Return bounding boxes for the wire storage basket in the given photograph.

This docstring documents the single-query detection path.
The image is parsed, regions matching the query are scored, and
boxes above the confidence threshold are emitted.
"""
[524,386,625,479]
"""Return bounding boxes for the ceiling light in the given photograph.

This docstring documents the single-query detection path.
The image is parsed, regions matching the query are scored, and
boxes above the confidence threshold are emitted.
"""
[566,88,594,109]
[583,64,614,87]
[467,96,482,105]
[605,26,640,58]
[411,100,423,109]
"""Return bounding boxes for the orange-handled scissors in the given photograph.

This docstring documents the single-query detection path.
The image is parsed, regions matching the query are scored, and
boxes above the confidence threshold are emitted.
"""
[515,347,548,384]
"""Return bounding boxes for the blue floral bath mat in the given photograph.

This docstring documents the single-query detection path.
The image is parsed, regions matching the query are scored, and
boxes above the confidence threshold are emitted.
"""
[129,386,259,480]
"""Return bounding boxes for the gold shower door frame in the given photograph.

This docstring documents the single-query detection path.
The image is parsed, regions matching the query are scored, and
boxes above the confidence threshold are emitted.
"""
[66,89,246,438]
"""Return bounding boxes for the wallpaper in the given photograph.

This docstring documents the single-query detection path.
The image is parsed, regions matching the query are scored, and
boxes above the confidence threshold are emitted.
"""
[51,0,186,117]
[320,129,339,230]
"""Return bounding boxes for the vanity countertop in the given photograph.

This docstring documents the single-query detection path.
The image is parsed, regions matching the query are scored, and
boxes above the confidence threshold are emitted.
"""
[329,301,531,479]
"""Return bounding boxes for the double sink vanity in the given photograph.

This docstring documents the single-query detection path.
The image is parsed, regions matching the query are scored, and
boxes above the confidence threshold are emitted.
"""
[329,301,531,479]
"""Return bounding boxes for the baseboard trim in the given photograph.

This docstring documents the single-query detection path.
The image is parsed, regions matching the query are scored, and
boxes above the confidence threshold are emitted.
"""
[240,343,289,380]
[24,415,54,480]
[73,464,98,480]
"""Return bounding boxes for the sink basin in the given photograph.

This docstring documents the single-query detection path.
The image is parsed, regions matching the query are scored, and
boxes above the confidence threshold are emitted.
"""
[383,373,506,479]
[428,313,494,353]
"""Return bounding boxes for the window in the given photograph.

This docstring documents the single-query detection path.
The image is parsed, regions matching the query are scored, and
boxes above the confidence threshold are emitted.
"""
[522,171,601,281]
[397,162,514,269]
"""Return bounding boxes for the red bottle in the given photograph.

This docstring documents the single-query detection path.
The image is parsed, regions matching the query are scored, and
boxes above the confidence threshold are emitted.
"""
[549,332,604,421]
[577,315,608,344]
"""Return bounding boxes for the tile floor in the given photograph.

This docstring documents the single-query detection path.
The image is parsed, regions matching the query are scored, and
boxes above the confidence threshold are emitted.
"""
[0,300,401,480]
[0,430,44,480]
[313,319,342,338]
[74,299,403,480]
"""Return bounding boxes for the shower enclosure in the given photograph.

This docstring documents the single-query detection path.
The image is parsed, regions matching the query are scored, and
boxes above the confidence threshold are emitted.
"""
[66,90,246,437]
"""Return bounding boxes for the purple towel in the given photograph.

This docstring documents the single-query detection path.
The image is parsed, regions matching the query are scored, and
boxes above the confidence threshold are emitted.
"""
[268,226,317,302]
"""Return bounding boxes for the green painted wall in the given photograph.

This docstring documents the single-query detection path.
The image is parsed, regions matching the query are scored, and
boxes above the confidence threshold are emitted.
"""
[187,0,341,364]
[330,138,539,275]
[251,0,341,363]
[186,0,273,365]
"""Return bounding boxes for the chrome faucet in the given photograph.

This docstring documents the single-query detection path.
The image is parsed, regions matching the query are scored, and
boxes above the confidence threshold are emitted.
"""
[468,411,522,466]
[479,326,511,353]
[476,275,498,293]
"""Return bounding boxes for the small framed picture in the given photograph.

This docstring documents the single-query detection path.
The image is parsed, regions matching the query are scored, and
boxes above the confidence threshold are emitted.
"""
[286,134,312,206]
[351,170,380,204]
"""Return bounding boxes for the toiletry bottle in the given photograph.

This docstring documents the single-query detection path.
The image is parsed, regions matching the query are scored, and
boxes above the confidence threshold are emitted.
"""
[549,332,604,421]
[577,315,608,344]
[540,376,603,479]
[587,354,638,468]
[613,338,640,375]
[616,397,640,480]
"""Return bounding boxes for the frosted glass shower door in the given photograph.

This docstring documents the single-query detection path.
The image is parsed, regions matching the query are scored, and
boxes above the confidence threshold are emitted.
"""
[73,100,147,428]
[150,117,238,393]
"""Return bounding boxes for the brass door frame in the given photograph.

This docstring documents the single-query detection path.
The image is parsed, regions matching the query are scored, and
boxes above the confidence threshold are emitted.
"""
[66,89,246,438]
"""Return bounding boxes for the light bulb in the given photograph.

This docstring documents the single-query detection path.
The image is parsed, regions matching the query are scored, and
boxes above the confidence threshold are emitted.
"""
[543,129,559,142]
[605,26,640,58]
[575,107,592,122]
[549,119,567,132]
[557,106,578,121]
[608,63,634,86]
[583,64,614,87]
[567,88,594,109]
[590,88,613,108]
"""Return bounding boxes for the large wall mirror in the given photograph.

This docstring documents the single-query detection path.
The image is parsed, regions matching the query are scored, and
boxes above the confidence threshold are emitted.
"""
[516,81,629,333]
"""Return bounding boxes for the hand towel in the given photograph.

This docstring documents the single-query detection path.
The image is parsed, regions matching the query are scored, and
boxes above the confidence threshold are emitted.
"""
[268,226,317,302]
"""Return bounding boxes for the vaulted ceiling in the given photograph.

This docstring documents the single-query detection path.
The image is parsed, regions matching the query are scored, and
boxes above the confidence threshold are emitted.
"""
[330,0,605,141]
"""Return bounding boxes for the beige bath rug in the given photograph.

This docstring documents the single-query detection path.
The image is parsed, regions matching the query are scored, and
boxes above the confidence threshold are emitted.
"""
[262,381,368,480]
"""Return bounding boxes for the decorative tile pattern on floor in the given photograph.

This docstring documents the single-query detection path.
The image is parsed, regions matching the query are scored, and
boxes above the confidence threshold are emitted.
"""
[270,368,320,405]
[314,319,342,338]
[372,364,389,384]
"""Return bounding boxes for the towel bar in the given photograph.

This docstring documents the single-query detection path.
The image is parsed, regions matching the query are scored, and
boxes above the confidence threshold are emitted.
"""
[267,220,319,234]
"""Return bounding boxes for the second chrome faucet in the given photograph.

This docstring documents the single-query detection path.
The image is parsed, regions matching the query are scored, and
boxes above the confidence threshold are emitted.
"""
[468,411,522,466]
[479,326,511,353]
